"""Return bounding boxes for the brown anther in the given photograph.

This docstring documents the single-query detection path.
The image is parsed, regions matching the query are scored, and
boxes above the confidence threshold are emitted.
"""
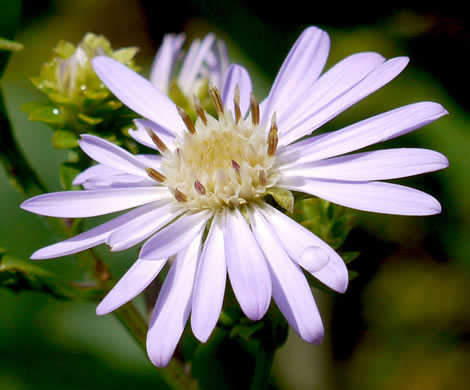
[177,106,196,134]
[145,126,168,152]
[259,170,267,186]
[146,167,166,183]
[174,188,188,203]
[194,180,206,195]
[267,112,278,156]
[232,160,241,181]
[193,95,208,125]
[234,84,242,124]
[209,84,224,115]
[250,92,260,126]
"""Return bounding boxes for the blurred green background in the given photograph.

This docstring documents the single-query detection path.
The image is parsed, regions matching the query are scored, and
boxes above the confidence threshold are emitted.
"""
[1,1,469,389]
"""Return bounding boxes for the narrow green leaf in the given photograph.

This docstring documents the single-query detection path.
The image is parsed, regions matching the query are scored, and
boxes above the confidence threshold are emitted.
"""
[0,254,104,301]
[0,36,23,51]
[77,112,103,125]
[342,251,361,264]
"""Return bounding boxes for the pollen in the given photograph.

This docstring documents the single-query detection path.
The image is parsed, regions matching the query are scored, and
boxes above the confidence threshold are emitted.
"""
[159,85,280,210]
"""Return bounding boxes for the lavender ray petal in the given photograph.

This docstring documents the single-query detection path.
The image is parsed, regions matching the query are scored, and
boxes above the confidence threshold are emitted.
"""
[257,203,348,293]
[191,212,227,342]
[224,207,272,321]
[260,26,330,126]
[20,187,170,218]
[249,205,324,343]
[147,234,201,367]
[92,56,182,130]
[278,177,442,216]
[139,210,211,260]
[97,257,167,315]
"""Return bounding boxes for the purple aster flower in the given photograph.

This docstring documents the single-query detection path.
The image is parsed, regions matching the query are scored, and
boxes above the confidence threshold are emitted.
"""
[149,32,229,96]
[21,26,448,367]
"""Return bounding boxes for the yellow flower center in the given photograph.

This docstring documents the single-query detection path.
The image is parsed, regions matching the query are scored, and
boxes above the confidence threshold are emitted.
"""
[148,86,281,211]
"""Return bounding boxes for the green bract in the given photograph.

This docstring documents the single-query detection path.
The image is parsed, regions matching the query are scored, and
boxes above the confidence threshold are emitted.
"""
[22,33,139,151]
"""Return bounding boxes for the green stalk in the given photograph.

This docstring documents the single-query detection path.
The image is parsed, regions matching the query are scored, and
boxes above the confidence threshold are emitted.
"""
[1,87,200,390]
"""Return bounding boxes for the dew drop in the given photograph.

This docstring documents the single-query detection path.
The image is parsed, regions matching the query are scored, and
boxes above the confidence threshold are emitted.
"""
[298,246,329,272]
[52,108,60,115]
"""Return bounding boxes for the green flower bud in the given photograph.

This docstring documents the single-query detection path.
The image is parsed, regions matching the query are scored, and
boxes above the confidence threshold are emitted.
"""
[23,33,140,150]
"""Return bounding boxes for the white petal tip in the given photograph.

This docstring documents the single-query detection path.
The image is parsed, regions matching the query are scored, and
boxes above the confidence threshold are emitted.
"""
[95,306,110,316]
[30,251,49,260]
[304,329,325,344]
[147,349,171,368]
[193,329,211,344]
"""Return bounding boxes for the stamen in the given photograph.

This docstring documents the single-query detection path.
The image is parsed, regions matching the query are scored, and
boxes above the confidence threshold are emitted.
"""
[232,160,241,181]
[145,126,168,152]
[177,107,196,134]
[234,84,241,124]
[267,112,278,156]
[209,84,224,115]
[259,170,267,186]
[174,188,188,202]
[250,92,260,126]
[193,95,208,125]
[194,180,206,195]
[146,167,166,183]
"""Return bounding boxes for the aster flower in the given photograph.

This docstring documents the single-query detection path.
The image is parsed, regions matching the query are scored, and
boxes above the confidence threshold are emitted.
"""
[20,26,448,367]
[149,32,229,97]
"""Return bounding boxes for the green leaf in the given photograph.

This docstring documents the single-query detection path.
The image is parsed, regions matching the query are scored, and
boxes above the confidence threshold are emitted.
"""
[77,112,103,125]
[27,104,66,127]
[0,36,23,51]
[230,320,265,341]
[348,270,360,280]
[0,253,104,301]
[266,187,294,213]
[342,251,361,264]
[53,130,79,149]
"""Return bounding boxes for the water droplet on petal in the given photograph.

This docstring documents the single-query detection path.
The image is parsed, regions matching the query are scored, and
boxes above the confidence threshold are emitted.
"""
[298,246,329,272]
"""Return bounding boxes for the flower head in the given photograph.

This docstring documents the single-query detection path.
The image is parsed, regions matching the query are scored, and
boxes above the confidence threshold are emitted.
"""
[21,26,448,367]
[149,33,229,116]
[23,33,139,148]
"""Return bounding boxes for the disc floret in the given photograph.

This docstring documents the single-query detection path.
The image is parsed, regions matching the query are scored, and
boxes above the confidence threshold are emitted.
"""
[151,85,281,210]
